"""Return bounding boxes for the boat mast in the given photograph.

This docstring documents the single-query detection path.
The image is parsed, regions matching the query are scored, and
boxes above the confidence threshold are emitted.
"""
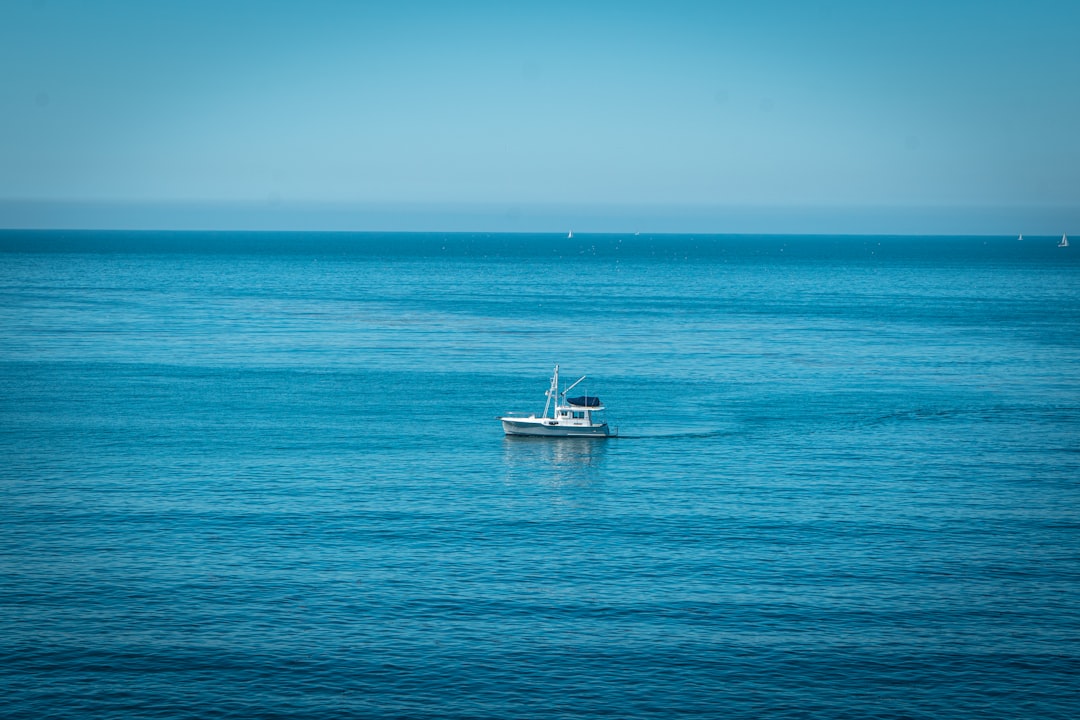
[543,365,558,418]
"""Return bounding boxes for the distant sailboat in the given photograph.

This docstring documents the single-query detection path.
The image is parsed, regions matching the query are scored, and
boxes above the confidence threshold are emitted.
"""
[568,230,573,239]
[1018,233,1023,241]
[1060,233,1069,248]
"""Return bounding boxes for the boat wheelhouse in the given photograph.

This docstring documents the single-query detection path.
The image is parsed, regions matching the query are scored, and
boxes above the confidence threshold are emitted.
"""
[499,365,616,437]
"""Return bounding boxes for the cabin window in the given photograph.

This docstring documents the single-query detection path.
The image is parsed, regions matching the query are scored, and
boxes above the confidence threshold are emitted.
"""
[572,411,585,419]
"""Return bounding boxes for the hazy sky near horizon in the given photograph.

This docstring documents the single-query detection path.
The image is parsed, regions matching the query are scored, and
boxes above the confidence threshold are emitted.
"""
[2,0,1078,231]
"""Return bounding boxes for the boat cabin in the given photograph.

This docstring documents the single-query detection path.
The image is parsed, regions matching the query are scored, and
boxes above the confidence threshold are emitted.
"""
[556,395,604,425]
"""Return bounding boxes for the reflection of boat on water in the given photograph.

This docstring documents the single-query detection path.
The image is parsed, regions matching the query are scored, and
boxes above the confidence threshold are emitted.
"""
[501,434,607,490]
[499,365,617,437]
[1060,233,1069,248]
[503,434,608,468]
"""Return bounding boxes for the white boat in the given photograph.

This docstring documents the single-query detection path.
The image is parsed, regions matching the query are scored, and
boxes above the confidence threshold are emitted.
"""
[567,230,574,239]
[1060,233,1069,248]
[499,365,616,437]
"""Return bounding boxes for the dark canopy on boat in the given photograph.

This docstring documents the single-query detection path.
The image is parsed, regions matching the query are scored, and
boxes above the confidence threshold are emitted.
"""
[567,396,602,407]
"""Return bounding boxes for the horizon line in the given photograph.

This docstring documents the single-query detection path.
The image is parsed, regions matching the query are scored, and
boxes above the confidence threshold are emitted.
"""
[1,199,1076,236]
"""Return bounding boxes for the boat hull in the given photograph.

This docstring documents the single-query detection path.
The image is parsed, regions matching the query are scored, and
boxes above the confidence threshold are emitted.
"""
[501,418,612,438]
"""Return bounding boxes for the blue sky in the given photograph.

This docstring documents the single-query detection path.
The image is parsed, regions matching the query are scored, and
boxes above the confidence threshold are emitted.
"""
[2,0,1078,232]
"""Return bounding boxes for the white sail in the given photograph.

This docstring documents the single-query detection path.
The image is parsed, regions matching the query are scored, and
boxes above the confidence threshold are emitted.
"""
[1060,233,1069,248]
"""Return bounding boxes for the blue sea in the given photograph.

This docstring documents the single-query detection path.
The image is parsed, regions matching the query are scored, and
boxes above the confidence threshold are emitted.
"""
[2,231,1079,719]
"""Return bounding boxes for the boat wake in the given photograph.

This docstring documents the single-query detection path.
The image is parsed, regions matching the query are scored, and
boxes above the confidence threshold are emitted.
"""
[613,429,732,440]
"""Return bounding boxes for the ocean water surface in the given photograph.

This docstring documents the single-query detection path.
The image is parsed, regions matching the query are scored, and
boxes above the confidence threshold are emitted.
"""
[1,231,1079,718]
